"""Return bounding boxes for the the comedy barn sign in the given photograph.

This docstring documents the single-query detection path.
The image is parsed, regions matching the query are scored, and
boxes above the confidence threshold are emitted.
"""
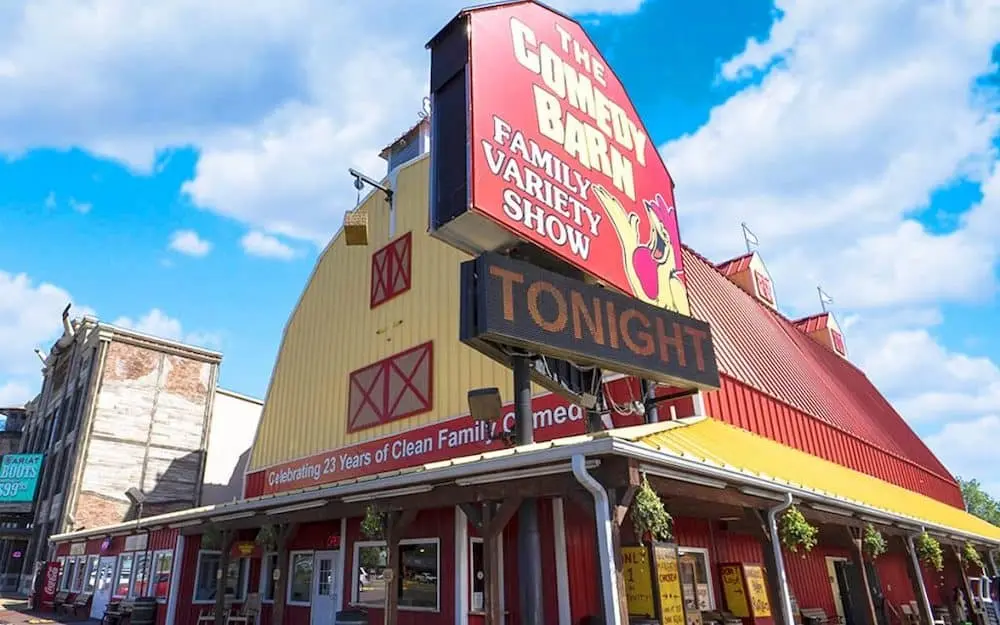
[429,1,691,316]
[461,253,720,390]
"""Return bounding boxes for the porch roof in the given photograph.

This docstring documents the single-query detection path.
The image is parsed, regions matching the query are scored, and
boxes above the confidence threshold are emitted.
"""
[627,418,1000,544]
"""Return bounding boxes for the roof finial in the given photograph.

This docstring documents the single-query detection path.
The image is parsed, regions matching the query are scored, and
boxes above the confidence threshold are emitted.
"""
[741,222,759,254]
[817,286,834,312]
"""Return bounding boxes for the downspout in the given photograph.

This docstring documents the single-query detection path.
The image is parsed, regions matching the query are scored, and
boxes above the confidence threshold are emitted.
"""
[988,549,999,577]
[571,455,622,625]
[906,532,935,624]
[766,493,796,625]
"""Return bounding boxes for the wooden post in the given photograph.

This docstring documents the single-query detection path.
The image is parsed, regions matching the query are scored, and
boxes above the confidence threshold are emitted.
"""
[608,466,639,625]
[383,510,417,625]
[903,536,934,625]
[483,498,522,625]
[270,523,299,625]
[847,527,879,625]
[954,545,986,625]
[749,508,790,625]
[214,529,235,625]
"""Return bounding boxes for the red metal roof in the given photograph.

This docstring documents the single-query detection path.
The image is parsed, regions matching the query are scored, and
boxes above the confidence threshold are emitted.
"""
[793,313,830,334]
[684,246,955,483]
[715,252,754,277]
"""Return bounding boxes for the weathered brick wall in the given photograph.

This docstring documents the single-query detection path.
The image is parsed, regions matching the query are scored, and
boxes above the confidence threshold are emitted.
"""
[72,340,216,529]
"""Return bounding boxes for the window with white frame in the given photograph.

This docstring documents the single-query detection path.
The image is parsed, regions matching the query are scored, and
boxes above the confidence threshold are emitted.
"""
[260,554,277,603]
[678,547,715,611]
[72,556,87,592]
[130,552,150,598]
[114,554,134,598]
[353,539,439,611]
[83,556,99,593]
[288,551,313,606]
[469,537,503,614]
[150,550,174,602]
[192,551,249,603]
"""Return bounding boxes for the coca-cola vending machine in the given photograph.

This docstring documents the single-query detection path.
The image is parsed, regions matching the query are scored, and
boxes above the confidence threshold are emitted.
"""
[36,560,62,612]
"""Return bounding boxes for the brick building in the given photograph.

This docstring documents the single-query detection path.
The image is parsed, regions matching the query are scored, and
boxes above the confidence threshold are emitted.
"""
[5,307,262,593]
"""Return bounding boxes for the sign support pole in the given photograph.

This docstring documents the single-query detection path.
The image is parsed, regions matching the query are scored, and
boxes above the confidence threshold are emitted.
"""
[640,380,659,424]
[513,355,544,625]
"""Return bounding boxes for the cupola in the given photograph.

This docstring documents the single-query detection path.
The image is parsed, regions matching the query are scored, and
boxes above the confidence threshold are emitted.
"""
[793,312,848,358]
[716,251,777,311]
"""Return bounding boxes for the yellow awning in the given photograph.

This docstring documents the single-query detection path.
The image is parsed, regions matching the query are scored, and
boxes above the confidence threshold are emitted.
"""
[637,418,1000,543]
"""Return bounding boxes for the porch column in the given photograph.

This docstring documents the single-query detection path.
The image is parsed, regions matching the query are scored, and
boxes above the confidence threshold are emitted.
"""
[954,544,986,625]
[383,510,416,625]
[214,530,235,625]
[847,527,879,625]
[904,535,935,625]
[460,499,521,625]
[607,485,636,625]
[271,523,299,625]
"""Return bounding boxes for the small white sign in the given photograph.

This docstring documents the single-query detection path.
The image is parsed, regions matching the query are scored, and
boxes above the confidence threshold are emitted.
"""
[69,543,85,556]
[124,534,148,552]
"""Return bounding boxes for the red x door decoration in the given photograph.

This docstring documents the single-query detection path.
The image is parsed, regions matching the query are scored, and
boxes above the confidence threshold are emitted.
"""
[347,341,434,433]
[370,232,413,308]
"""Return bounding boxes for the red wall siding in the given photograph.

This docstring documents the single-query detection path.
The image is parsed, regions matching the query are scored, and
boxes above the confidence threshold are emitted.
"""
[563,497,602,623]
[704,376,964,507]
[876,552,918,611]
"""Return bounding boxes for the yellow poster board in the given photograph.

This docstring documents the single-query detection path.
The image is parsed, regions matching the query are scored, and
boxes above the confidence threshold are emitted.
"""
[623,546,656,618]
[653,543,687,625]
[744,564,772,618]
[720,564,750,618]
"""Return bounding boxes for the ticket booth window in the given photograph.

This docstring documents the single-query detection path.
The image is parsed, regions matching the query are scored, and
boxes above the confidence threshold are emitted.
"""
[679,548,715,611]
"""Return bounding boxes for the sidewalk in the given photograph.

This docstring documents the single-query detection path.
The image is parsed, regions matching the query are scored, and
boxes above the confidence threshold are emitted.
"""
[0,598,99,625]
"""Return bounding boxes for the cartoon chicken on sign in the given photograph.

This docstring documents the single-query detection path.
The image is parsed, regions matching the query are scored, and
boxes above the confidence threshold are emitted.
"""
[593,184,690,316]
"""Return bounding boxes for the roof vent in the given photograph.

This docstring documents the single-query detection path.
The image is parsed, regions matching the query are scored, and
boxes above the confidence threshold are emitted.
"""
[793,312,848,358]
[716,251,777,311]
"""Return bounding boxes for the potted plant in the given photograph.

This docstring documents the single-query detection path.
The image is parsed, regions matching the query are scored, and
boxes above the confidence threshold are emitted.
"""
[779,507,818,553]
[963,542,984,572]
[915,532,943,571]
[630,476,673,544]
[862,524,887,560]
[361,505,386,540]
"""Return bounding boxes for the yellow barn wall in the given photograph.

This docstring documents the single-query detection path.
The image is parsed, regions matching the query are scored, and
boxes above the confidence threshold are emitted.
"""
[249,155,546,471]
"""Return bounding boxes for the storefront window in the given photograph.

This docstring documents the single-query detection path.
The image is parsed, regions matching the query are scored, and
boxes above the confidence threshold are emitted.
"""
[288,551,313,605]
[114,554,134,597]
[130,552,150,598]
[84,556,99,593]
[678,548,715,611]
[260,554,277,602]
[151,551,173,601]
[353,540,439,611]
[72,556,87,592]
[192,552,249,603]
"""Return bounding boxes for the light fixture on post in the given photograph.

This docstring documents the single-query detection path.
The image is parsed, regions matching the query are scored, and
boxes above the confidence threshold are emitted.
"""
[739,486,791,503]
[468,388,502,422]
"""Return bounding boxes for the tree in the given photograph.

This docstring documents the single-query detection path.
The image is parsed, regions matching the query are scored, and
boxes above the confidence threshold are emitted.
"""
[958,477,1000,526]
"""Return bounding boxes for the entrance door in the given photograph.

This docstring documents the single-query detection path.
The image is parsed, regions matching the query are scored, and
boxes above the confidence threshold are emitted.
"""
[834,560,871,625]
[89,556,117,619]
[310,550,341,625]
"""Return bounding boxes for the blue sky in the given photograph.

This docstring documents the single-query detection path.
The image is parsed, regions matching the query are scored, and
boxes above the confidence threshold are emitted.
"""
[0,0,998,491]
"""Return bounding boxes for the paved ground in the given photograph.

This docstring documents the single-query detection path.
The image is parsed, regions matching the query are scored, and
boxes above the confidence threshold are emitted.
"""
[0,597,99,625]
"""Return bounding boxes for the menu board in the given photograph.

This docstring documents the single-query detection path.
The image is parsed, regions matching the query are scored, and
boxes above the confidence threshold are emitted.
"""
[720,564,751,618]
[623,546,656,618]
[719,562,772,620]
[743,565,772,617]
[654,543,687,625]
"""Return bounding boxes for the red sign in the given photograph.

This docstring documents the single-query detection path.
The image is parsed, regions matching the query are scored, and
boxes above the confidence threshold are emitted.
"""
[467,2,690,316]
[259,379,645,495]
[326,534,341,549]
[41,561,61,609]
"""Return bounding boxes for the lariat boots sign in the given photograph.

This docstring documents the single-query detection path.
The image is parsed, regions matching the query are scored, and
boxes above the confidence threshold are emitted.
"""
[429,0,718,391]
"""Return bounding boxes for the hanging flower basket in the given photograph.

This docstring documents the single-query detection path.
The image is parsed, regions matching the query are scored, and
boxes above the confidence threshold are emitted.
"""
[361,505,386,540]
[963,542,984,572]
[862,524,887,560]
[256,525,278,551]
[915,532,943,571]
[630,475,673,544]
[779,506,818,553]
[202,525,222,550]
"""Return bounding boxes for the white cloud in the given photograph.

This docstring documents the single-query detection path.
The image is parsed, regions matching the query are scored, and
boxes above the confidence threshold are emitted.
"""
[0,381,32,407]
[112,308,221,350]
[240,231,296,260]
[662,0,1000,314]
[168,229,212,257]
[925,416,1000,498]
[68,198,92,214]
[0,0,646,244]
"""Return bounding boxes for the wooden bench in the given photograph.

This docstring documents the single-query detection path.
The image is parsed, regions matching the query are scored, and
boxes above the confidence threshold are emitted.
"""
[52,591,71,613]
[801,608,830,625]
[62,591,92,617]
[103,600,133,625]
